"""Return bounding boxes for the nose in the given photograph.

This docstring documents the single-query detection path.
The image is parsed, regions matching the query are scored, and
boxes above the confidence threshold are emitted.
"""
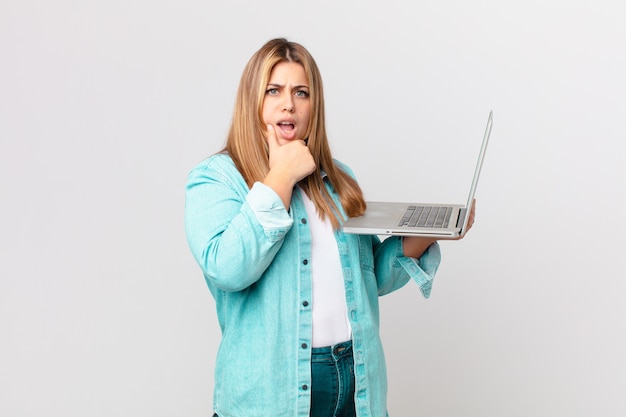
[282,95,295,113]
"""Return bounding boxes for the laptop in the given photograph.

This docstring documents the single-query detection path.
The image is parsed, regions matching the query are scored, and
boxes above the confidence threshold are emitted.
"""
[341,111,493,238]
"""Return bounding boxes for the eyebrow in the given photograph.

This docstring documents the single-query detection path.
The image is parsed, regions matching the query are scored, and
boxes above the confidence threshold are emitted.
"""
[267,82,310,90]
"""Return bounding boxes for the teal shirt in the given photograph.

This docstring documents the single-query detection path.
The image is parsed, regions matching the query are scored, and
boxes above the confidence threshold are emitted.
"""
[185,153,441,417]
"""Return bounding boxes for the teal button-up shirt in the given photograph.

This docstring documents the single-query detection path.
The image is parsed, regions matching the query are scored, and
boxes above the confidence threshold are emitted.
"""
[185,153,441,417]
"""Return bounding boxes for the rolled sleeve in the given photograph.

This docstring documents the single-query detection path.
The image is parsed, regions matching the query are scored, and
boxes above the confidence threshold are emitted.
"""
[246,182,294,240]
[396,241,441,298]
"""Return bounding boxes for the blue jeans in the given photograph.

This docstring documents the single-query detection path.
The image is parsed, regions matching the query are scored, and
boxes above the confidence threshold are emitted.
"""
[310,340,356,417]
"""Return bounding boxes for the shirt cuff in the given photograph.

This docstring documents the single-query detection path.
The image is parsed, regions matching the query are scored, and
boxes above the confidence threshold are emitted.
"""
[246,182,294,231]
[396,242,441,299]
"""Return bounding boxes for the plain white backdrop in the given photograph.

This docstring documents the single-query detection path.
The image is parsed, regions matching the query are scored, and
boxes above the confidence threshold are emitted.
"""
[1,0,625,416]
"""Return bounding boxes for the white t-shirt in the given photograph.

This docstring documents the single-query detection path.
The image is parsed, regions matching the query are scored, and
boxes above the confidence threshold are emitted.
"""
[301,191,352,347]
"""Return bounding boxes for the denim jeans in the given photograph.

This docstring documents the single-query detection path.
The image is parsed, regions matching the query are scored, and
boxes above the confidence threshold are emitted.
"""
[310,340,356,417]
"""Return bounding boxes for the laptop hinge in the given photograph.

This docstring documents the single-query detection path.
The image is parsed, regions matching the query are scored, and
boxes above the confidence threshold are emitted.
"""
[456,208,468,228]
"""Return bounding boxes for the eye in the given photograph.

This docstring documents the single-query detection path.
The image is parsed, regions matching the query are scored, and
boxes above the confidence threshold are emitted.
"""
[266,88,279,95]
[295,90,309,98]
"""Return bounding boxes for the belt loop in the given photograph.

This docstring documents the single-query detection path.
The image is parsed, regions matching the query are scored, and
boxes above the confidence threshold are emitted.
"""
[332,340,352,357]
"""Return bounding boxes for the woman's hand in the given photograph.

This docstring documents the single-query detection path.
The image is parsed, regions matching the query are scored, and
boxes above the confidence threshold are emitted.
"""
[402,199,476,258]
[450,198,476,240]
[263,124,316,209]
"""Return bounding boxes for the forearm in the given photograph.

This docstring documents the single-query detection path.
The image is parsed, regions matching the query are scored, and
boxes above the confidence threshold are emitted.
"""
[186,172,292,291]
[262,169,296,210]
[196,210,286,291]
[402,236,437,259]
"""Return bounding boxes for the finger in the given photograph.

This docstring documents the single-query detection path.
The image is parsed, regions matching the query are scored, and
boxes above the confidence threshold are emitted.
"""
[266,124,279,149]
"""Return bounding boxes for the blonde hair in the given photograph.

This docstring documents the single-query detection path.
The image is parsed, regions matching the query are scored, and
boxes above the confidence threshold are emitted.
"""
[224,38,365,228]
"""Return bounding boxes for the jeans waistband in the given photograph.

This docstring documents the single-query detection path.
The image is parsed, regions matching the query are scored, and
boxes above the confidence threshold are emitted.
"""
[311,340,353,359]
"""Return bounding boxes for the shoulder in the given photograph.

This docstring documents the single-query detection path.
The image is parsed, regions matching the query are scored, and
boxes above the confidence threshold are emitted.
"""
[190,152,236,173]
[187,152,246,189]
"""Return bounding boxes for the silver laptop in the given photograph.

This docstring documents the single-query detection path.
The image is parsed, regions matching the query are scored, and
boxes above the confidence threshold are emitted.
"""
[341,111,493,238]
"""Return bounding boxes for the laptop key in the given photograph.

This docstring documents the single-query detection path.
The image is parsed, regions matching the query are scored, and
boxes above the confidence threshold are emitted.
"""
[398,206,452,228]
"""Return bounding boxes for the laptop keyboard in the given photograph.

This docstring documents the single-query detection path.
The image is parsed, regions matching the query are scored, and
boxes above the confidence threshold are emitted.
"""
[398,205,452,228]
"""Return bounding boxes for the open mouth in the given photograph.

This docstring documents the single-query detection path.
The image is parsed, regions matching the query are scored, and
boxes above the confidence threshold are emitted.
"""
[276,121,297,140]
[277,121,295,131]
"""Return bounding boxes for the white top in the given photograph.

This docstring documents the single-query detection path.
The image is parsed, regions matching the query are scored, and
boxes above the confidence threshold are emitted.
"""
[301,190,352,347]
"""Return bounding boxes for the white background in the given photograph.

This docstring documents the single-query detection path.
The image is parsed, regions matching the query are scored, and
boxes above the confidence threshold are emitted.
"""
[1,1,625,416]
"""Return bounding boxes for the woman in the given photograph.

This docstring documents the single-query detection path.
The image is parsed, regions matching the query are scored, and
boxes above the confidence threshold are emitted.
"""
[185,38,474,417]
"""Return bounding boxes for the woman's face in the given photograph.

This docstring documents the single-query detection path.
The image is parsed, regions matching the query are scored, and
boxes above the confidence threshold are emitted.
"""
[262,61,311,146]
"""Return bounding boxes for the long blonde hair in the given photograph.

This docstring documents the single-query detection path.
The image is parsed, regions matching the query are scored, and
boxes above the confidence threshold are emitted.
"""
[224,38,366,228]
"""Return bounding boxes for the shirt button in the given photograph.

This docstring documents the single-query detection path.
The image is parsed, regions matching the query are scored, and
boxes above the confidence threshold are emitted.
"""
[301,218,307,224]
[303,259,308,265]
[302,384,308,390]
[301,343,308,349]
[302,301,309,307]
